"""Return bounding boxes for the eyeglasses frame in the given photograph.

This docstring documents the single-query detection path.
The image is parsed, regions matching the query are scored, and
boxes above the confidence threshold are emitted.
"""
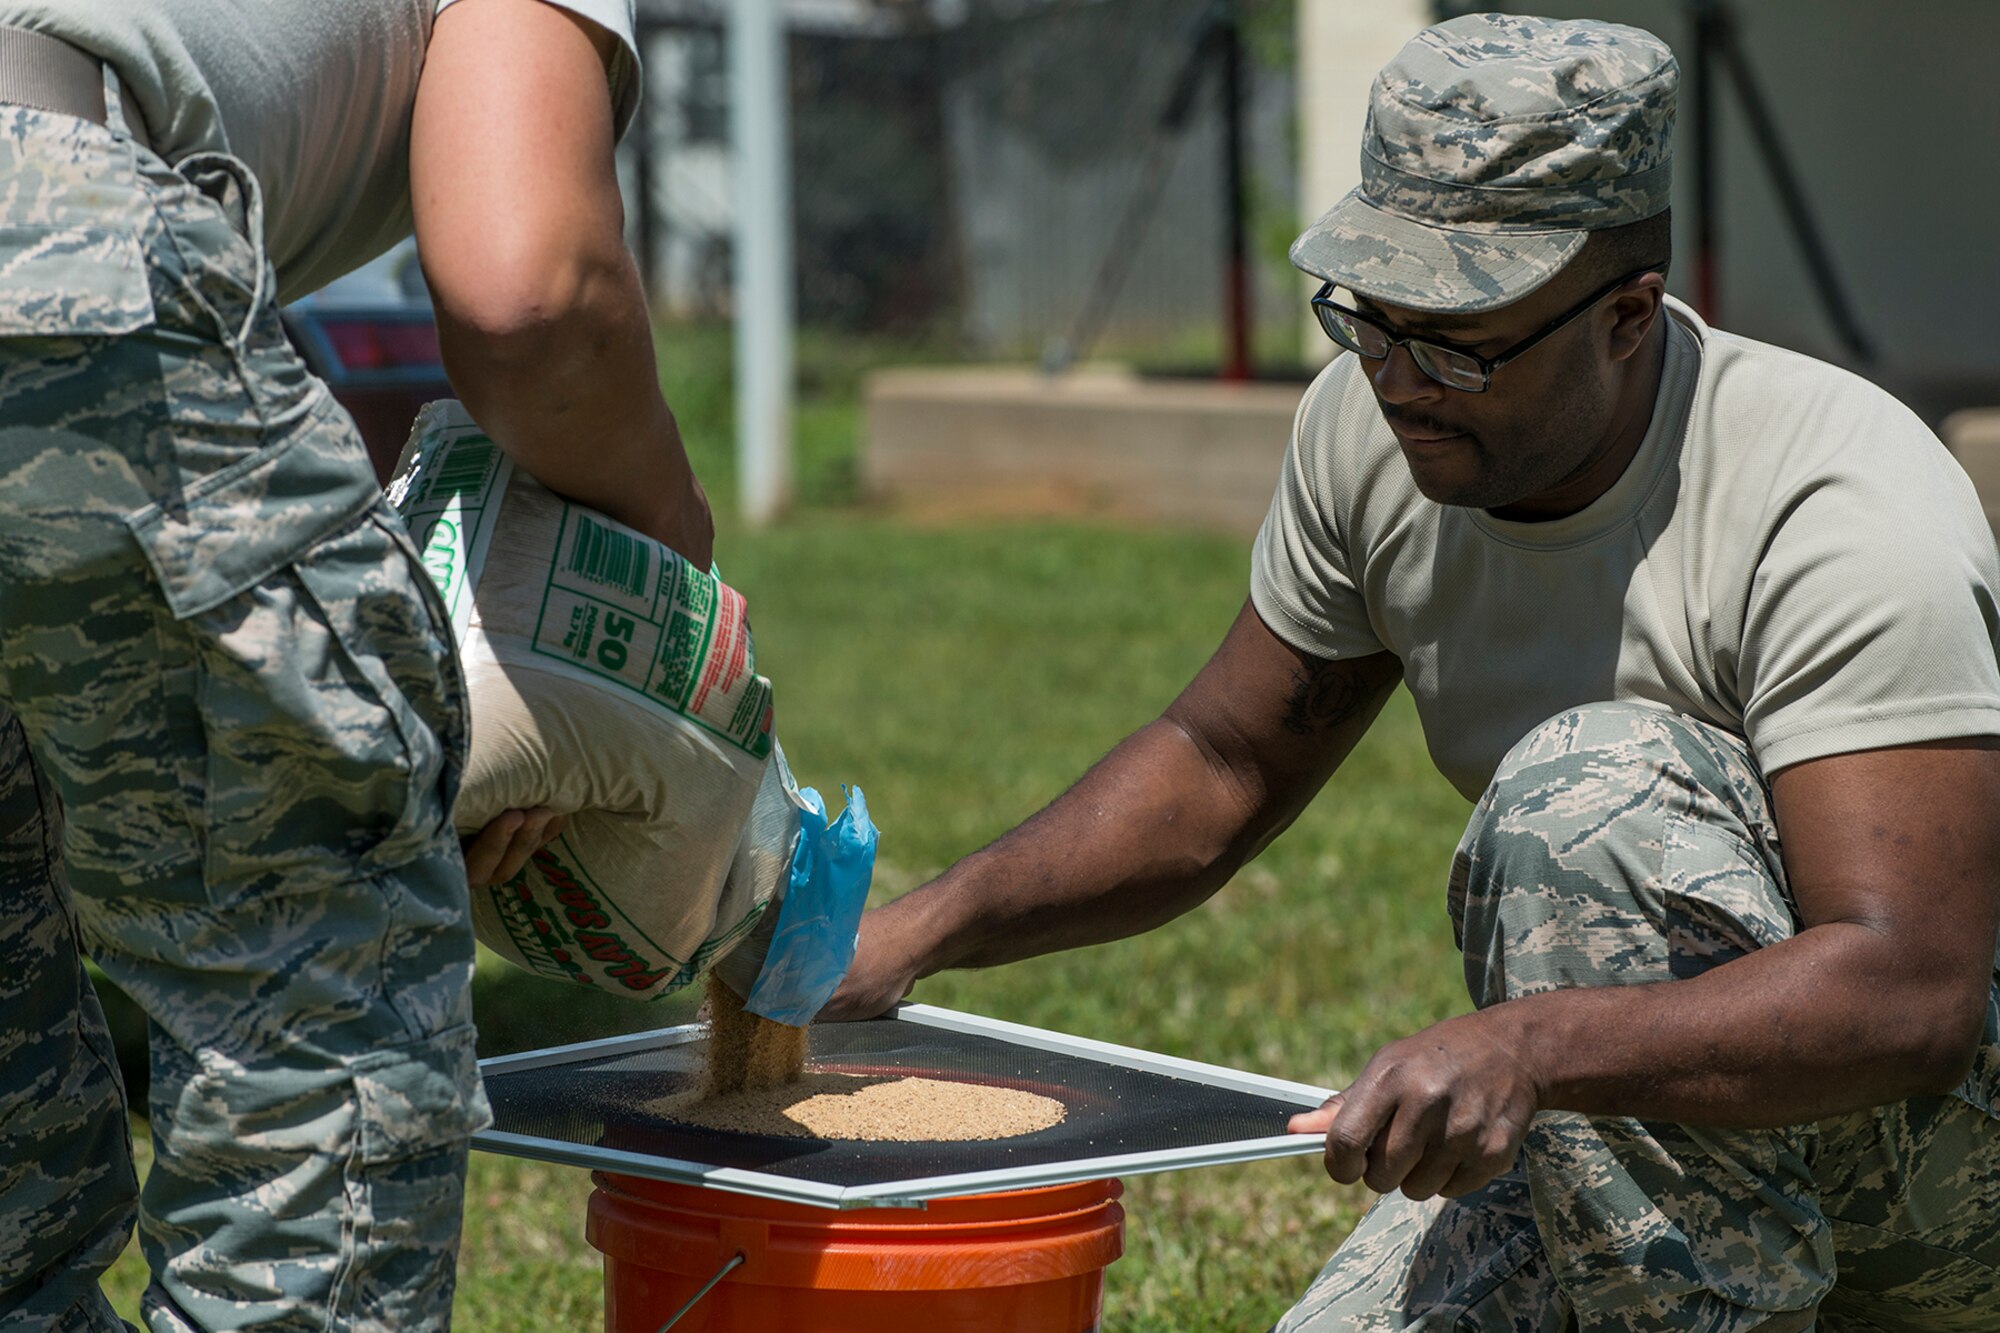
[1310,266,1667,393]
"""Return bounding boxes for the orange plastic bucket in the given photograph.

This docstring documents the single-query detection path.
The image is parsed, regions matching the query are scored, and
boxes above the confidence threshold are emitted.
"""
[587,1172,1125,1332]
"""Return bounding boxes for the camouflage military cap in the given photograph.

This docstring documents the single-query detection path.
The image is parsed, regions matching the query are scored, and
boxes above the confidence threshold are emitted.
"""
[1292,13,1677,314]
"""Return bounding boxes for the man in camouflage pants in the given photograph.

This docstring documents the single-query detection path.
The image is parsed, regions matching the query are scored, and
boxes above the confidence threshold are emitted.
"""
[1276,705,2000,1329]
[0,2,709,1329]
[0,109,487,1332]
[827,15,2000,1328]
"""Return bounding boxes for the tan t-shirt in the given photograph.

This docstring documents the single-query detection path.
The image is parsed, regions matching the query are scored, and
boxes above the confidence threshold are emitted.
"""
[1252,297,2000,800]
[0,0,640,301]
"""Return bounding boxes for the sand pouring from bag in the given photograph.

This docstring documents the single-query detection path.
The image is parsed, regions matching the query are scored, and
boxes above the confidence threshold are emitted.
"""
[679,974,1067,1141]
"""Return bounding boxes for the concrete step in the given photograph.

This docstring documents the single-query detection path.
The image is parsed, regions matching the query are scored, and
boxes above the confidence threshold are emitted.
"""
[862,365,1307,536]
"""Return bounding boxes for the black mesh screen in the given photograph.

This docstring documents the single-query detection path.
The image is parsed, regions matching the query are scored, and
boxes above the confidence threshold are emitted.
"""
[483,1017,1317,1188]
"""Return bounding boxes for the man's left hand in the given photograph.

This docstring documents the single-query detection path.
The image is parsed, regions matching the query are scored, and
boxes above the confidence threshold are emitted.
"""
[463,807,568,892]
[1288,1010,1540,1201]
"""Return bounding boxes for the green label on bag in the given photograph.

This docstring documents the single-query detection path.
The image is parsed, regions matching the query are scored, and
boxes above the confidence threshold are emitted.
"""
[529,506,773,759]
[565,513,652,600]
[392,402,774,762]
[396,423,511,642]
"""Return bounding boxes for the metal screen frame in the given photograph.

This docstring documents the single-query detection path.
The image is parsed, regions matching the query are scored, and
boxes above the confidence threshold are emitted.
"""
[472,1003,1336,1209]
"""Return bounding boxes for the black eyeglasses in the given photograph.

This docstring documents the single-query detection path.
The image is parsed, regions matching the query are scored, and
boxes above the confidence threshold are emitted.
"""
[1310,267,1663,392]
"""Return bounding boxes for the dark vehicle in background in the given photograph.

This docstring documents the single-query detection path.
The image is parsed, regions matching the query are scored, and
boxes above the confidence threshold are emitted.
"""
[281,239,454,483]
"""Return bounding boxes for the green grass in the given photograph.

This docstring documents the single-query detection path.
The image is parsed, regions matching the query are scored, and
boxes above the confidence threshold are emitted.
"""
[100,324,1474,1331]
[494,515,1470,1333]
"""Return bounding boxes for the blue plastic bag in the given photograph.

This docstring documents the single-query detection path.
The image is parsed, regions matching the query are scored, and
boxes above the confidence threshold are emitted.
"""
[742,785,877,1025]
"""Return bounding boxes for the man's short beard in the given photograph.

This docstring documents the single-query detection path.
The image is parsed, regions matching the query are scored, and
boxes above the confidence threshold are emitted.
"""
[1417,370,1613,512]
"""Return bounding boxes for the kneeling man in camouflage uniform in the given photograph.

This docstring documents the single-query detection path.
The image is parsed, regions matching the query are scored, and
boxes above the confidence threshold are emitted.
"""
[828,15,2000,1328]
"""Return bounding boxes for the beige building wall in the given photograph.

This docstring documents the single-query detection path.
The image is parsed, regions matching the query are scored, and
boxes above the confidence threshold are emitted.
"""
[1296,0,1432,364]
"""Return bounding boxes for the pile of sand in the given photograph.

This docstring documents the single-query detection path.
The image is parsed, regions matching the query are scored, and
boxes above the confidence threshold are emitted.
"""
[683,974,1066,1141]
[661,1070,1066,1141]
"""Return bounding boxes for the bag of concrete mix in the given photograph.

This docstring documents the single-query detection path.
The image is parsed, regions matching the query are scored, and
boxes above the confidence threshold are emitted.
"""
[387,401,873,1010]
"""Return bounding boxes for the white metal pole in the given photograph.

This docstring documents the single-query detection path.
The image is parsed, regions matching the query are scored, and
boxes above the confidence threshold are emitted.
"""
[1296,0,1428,363]
[729,0,794,526]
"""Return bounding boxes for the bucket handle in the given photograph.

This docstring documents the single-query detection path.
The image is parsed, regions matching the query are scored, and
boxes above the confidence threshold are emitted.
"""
[654,1251,746,1332]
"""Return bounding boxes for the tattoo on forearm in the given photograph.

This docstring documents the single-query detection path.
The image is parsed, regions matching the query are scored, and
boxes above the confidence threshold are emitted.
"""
[1282,659,1377,736]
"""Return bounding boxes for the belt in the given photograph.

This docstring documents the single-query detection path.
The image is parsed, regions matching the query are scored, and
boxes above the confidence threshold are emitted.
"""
[0,24,148,147]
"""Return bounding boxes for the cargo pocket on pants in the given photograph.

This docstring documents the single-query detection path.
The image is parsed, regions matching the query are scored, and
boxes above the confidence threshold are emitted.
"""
[332,1024,490,1327]
[348,1023,492,1165]
[287,507,467,875]
[124,404,454,903]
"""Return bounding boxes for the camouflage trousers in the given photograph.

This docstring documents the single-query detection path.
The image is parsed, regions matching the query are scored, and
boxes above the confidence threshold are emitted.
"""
[0,94,488,1331]
[1279,703,2000,1332]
